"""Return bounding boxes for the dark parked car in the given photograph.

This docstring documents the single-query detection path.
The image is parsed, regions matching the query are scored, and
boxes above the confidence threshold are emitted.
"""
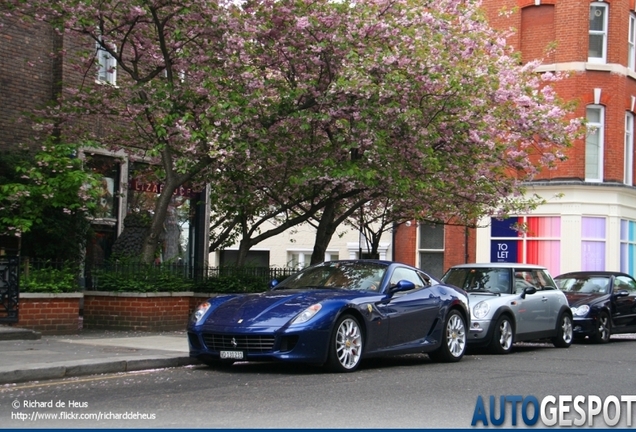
[555,271,636,343]
[188,260,470,372]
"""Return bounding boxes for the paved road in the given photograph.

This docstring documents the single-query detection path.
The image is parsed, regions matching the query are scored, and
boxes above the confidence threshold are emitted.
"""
[1,336,635,429]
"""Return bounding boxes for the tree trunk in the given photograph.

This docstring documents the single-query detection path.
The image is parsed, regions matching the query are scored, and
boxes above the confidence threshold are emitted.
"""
[235,213,251,267]
[310,201,337,265]
[139,180,177,264]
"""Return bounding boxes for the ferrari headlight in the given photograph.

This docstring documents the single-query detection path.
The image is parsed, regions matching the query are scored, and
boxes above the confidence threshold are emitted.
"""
[571,305,590,317]
[473,301,490,320]
[191,301,211,324]
[291,304,322,325]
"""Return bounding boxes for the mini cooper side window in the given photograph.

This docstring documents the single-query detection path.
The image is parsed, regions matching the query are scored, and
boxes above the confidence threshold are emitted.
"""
[514,269,556,292]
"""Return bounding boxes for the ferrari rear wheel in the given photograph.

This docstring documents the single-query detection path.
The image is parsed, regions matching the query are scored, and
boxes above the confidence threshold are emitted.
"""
[327,314,363,372]
[429,310,466,362]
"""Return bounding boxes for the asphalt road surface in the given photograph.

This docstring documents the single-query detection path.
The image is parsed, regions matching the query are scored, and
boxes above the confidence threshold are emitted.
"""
[1,335,635,429]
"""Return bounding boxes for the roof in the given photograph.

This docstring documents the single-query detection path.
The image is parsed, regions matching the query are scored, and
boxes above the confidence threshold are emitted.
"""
[447,262,549,270]
[555,271,633,278]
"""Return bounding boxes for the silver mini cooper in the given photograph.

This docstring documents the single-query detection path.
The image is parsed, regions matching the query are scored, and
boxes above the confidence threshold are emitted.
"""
[441,263,573,354]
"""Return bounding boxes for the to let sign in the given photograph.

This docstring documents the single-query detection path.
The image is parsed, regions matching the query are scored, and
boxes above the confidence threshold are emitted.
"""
[490,240,518,263]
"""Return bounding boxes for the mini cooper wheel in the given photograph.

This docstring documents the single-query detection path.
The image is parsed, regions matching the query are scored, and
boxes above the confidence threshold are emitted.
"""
[552,312,573,348]
[589,311,611,344]
[327,314,363,372]
[429,310,466,362]
[489,315,514,354]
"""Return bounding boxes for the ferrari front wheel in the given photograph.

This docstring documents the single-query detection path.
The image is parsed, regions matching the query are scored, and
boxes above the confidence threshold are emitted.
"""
[327,314,363,373]
[429,310,467,362]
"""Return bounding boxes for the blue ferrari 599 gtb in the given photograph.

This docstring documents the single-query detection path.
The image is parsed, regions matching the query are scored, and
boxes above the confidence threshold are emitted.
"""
[188,260,470,372]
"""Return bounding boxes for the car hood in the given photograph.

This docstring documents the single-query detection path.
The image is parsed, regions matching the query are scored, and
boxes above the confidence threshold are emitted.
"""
[563,292,607,307]
[203,289,358,328]
[466,292,511,306]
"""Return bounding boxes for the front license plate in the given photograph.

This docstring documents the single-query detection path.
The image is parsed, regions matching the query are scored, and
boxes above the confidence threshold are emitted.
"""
[220,350,244,360]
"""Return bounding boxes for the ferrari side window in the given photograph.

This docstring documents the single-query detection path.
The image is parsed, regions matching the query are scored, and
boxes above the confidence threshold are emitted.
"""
[389,268,424,290]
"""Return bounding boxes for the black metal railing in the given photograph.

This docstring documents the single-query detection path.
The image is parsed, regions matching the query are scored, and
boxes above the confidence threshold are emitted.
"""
[0,256,20,323]
[18,257,298,293]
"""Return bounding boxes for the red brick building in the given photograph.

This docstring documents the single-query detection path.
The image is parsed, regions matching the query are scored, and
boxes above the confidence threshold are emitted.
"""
[0,16,208,271]
[400,0,636,278]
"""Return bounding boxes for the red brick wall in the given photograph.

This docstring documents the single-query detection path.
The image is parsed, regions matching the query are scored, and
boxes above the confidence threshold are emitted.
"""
[17,295,81,335]
[482,0,636,185]
[443,224,477,270]
[393,222,417,266]
[83,293,192,331]
[0,16,60,153]
[521,5,556,64]
[394,221,476,272]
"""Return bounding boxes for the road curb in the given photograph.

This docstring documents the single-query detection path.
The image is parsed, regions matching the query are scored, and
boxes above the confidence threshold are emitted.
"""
[0,357,201,385]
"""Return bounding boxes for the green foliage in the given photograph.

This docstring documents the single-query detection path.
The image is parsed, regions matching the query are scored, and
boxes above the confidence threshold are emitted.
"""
[21,263,80,293]
[89,262,278,293]
[0,141,100,238]
[92,266,195,293]
[192,274,271,294]
[21,210,92,262]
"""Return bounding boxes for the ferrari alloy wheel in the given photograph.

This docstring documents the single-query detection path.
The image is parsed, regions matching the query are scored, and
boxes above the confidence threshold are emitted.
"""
[489,315,514,354]
[590,312,611,344]
[552,312,573,348]
[429,310,466,362]
[327,315,363,372]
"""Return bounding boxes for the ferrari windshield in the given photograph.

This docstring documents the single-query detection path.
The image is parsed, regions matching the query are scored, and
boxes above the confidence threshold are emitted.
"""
[275,261,388,292]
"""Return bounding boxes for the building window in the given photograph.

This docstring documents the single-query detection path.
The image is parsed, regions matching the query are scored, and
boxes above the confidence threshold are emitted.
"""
[589,2,608,63]
[96,37,117,85]
[289,252,312,269]
[490,217,560,276]
[288,251,338,269]
[586,105,604,182]
[626,112,634,186]
[621,220,636,276]
[86,154,119,220]
[582,217,606,270]
[629,14,636,70]
[418,222,444,278]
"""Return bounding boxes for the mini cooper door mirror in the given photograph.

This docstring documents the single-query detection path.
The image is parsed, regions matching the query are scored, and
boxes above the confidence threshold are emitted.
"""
[520,286,537,299]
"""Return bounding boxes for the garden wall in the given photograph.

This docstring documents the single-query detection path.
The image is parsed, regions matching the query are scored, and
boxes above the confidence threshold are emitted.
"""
[17,293,82,335]
[83,291,193,331]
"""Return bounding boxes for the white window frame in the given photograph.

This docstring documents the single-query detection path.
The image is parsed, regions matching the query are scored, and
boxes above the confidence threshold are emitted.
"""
[96,37,117,85]
[588,2,609,63]
[288,251,312,270]
[626,112,634,186]
[586,105,604,182]
[629,13,636,70]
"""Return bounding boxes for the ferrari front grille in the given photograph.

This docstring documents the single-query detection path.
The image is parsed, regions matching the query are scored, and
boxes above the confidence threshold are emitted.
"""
[202,333,275,353]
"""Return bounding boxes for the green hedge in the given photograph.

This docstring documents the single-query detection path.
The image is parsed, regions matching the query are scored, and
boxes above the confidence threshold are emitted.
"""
[90,265,289,293]
[20,258,295,293]
[21,264,80,293]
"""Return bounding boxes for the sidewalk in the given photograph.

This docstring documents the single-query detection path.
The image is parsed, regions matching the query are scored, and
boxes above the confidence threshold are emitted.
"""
[0,325,200,385]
